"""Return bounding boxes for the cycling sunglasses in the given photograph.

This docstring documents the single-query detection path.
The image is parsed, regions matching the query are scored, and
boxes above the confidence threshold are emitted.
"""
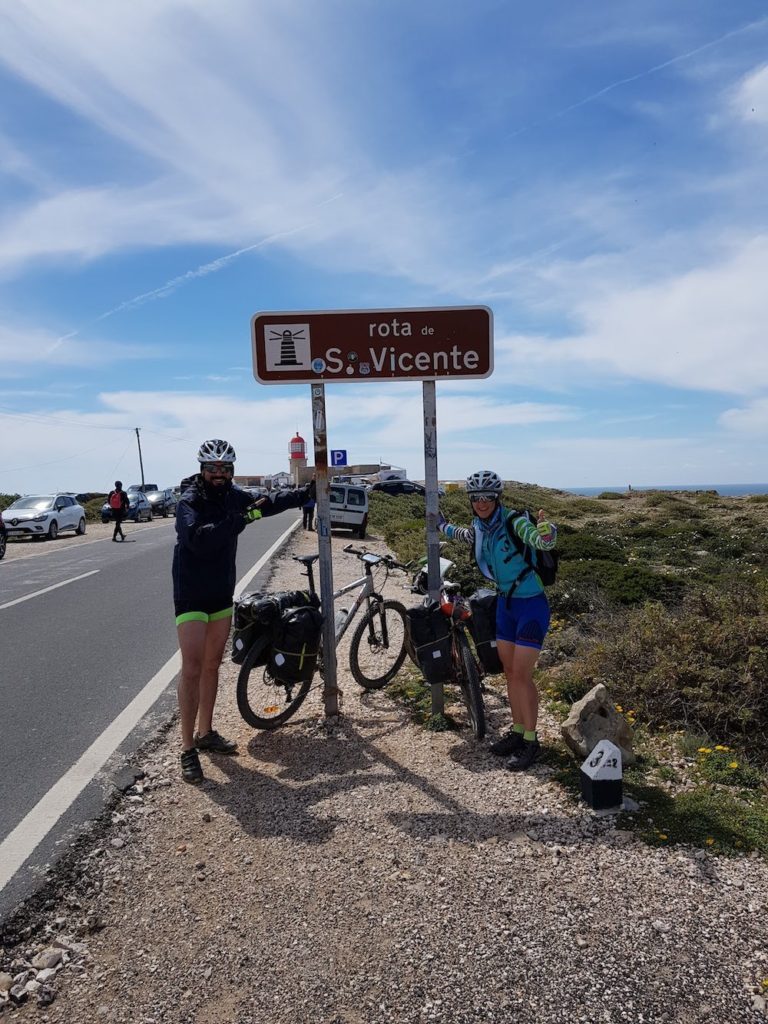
[469,492,498,502]
[201,462,234,474]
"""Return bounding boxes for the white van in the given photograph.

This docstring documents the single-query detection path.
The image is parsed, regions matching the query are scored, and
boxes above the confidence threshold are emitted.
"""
[329,483,369,539]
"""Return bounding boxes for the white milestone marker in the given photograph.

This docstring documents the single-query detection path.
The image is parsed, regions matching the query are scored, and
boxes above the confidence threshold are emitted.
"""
[580,739,623,810]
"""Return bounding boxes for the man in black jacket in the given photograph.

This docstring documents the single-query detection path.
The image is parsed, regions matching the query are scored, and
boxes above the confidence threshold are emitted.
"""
[173,439,312,783]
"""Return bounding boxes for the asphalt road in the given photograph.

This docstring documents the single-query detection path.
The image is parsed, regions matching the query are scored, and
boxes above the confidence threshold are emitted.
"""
[0,510,301,922]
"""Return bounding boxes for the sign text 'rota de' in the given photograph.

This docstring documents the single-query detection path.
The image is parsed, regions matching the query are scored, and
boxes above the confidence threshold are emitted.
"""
[251,306,493,384]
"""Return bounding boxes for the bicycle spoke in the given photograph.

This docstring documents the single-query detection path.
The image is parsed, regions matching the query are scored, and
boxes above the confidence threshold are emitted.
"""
[349,600,409,690]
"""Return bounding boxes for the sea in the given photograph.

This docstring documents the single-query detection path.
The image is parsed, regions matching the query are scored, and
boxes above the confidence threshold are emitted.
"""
[565,484,768,498]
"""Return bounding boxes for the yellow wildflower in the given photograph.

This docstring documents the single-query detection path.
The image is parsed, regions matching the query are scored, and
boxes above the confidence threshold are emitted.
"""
[714,745,729,751]
[761,979,768,990]
[615,705,623,713]
[705,837,715,846]
[658,834,668,841]
[697,747,712,754]
[729,762,739,769]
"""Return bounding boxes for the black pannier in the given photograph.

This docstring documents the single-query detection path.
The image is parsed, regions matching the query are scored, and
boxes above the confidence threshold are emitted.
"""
[232,590,320,666]
[406,602,453,685]
[468,589,503,674]
[268,606,324,683]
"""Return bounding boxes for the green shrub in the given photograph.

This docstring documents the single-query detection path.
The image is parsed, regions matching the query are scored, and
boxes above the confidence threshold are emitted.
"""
[556,531,627,563]
[566,583,768,757]
[558,560,685,606]
[597,491,628,500]
[0,493,20,512]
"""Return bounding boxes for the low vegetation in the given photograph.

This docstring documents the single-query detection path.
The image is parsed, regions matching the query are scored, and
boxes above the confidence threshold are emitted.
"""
[370,482,768,855]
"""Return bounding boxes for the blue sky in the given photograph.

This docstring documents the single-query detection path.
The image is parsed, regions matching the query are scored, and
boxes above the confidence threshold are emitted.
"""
[2,0,768,494]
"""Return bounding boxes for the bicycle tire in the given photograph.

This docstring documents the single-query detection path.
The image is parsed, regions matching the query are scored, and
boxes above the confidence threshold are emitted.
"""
[349,599,409,690]
[455,631,486,740]
[236,636,312,730]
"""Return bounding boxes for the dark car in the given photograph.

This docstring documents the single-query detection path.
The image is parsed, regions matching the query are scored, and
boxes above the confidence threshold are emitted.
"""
[144,488,177,518]
[101,491,154,524]
[0,513,6,560]
[369,479,426,497]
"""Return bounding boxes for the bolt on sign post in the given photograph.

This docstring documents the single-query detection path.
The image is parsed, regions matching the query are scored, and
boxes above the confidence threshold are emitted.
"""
[252,306,493,719]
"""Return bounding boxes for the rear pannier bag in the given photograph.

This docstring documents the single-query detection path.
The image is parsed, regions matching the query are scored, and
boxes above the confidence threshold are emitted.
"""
[268,606,324,683]
[232,590,319,666]
[468,589,503,675]
[406,602,453,685]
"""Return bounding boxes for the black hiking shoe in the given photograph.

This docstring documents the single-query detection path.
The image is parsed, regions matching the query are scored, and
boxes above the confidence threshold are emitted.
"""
[194,730,238,755]
[489,731,525,757]
[506,738,541,772]
[181,748,203,784]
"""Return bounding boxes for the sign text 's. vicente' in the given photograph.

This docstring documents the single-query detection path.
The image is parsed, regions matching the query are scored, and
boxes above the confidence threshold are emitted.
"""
[252,306,493,384]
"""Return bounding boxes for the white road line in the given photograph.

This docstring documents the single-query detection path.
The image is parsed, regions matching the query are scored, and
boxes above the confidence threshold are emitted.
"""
[0,570,100,610]
[0,516,301,896]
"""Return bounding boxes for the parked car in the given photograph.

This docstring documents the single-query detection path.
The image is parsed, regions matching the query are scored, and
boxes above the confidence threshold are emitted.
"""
[0,514,7,559]
[3,494,87,540]
[144,488,177,517]
[329,483,369,539]
[101,491,154,523]
[128,483,158,493]
[369,479,426,497]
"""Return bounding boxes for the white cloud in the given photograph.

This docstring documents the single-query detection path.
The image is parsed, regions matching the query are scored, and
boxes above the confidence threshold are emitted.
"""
[732,63,768,124]
[719,397,768,433]
[0,320,149,370]
[495,234,768,396]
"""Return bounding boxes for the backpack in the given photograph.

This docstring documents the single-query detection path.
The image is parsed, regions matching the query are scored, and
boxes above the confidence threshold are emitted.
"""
[405,602,453,685]
[109,491,123,510]
[467,589,503,674]
[505,510,559,588]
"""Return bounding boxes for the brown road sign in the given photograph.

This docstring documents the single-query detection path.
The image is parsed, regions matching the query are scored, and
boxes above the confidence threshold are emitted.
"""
[251,305,493,384]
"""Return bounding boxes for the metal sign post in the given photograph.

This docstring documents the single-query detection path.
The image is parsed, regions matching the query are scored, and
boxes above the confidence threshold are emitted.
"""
[310,383,339,717]
[422,381,443,717]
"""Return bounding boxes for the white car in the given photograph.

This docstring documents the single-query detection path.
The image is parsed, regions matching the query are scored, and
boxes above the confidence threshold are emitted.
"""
[3,493,87,540]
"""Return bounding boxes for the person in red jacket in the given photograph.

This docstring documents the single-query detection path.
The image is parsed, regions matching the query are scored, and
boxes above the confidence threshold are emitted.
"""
[107,481,129,542]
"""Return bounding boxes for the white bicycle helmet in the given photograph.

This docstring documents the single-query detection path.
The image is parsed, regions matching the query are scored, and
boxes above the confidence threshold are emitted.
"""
[197,438,237,464]
[465,469,503,497]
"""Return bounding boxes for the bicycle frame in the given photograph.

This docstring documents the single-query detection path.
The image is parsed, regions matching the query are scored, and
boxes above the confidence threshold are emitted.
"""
[296,549,391,644]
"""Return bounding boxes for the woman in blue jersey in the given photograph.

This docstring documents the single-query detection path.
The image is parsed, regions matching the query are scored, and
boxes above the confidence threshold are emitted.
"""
[173,439,312,784]
[438,470,557,771]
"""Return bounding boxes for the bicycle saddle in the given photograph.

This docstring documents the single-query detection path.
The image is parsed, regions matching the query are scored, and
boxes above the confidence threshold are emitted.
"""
[294,554,320,566]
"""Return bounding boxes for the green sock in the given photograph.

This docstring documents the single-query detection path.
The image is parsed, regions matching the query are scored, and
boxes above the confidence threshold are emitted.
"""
[523,730,537,742]
[512,723,525,735]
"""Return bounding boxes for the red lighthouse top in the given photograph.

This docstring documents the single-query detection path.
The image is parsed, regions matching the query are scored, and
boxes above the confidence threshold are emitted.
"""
[289,432,306,460]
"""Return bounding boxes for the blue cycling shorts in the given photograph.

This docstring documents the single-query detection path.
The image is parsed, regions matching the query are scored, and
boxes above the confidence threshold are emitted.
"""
[496,592,550,650]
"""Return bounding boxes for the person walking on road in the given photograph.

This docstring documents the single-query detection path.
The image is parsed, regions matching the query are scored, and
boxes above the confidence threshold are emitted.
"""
[438,470,557,771]
[173,439,314,784]
[108,480,129,542]
[302,491,316,531]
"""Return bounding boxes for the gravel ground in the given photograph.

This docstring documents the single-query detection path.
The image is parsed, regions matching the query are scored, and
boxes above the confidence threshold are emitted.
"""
[2,528,767,1023]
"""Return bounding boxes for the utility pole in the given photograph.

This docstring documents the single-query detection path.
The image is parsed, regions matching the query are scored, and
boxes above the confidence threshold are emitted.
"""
[135,427,145,489]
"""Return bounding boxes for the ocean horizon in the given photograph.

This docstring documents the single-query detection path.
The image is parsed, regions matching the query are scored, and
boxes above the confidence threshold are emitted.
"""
[564,483,768,498]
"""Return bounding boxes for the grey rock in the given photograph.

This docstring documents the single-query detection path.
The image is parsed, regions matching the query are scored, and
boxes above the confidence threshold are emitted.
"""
[31,948,63,970]
[561,683,636,764]
[0,973,12,993]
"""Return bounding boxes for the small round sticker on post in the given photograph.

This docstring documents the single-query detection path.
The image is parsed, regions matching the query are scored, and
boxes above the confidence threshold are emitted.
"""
[312,357,326,373]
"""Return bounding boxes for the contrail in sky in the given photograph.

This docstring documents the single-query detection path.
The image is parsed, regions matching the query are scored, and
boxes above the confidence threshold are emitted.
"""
[48,223,310,354]
[508,14,768,140]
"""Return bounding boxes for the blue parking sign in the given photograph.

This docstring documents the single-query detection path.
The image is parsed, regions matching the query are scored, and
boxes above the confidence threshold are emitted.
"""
[330,450,347,467]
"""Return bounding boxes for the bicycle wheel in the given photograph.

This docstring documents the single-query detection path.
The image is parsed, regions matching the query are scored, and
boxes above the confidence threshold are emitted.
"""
[349,599,409,690]
[236,637,312,730]
[454,631,486,740]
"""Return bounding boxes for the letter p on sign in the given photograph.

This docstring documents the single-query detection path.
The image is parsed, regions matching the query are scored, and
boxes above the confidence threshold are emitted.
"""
[331,450,347,467]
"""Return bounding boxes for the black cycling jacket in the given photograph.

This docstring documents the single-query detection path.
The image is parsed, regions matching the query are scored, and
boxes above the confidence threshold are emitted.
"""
[172,476,308,614]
